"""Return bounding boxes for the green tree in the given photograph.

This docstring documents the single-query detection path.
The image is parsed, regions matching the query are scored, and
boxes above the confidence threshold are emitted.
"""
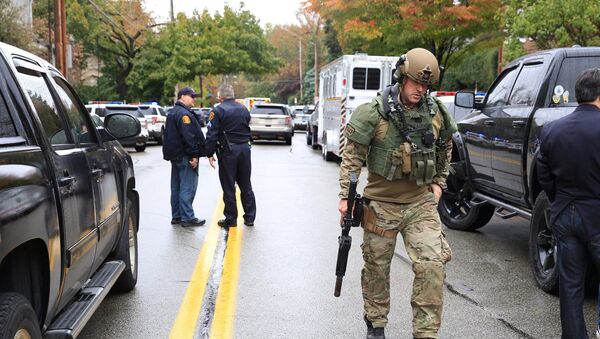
[443,48,498,91]
[0,0,32,49]
[504,0,600,52]
[63,0,155,99]
[128,6,281,104]
[323,19,342,62]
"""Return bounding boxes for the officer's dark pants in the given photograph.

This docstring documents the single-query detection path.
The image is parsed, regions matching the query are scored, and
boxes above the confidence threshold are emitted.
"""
[555,204,600,339]
[218,143,256,224]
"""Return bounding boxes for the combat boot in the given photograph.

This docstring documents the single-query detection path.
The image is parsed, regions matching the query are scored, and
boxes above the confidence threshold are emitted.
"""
[364,316,385,339]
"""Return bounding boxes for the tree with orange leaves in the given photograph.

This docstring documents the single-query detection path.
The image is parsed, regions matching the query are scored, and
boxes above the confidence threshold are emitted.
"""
[303,0,502,86]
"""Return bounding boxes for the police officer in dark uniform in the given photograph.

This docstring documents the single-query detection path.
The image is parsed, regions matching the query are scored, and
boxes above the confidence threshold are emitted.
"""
[163,87,206,227]
[205,84,256,227]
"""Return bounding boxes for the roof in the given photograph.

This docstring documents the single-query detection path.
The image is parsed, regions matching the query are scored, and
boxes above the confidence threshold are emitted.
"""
[506,46,600,69]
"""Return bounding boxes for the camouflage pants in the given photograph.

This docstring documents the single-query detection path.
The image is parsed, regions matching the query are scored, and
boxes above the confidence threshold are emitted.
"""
[361,192,450,339]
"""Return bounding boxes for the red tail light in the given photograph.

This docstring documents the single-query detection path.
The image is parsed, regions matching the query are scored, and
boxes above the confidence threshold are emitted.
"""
[152,116,157,124]
[285,116,291,125]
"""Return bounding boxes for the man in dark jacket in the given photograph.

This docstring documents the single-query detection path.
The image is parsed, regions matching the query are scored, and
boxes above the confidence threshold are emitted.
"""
[205,84,256,228]
[537,68,600,338]
[163,87,206,227]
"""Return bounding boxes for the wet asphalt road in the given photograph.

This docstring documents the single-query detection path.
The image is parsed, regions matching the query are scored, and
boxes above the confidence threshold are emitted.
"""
[79,133,597,339]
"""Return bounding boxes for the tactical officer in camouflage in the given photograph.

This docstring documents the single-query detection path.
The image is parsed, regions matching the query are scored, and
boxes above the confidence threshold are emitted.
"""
[338,48,457,339]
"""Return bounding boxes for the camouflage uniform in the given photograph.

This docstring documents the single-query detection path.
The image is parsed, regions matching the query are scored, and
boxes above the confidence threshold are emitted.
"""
[339,91,455,339]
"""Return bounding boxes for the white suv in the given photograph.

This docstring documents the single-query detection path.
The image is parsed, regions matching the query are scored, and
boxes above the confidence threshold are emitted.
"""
[85,103,149,152]
[137,104,167,144]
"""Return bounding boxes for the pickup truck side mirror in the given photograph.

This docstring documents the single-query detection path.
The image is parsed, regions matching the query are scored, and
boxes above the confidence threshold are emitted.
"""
[455,91,475,108]
[102,113,141,141]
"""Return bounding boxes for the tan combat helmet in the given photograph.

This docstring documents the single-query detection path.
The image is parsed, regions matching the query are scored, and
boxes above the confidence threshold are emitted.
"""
[394,48,440,85]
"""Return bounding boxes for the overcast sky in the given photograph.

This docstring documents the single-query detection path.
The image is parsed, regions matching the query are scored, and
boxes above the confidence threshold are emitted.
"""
[144,0,305,26]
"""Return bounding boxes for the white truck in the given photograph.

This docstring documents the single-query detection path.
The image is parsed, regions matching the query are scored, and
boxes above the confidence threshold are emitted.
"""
[316,54,398,161]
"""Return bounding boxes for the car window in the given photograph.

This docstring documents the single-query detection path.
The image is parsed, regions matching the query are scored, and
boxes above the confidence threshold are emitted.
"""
[16,67,71,146]
[554,56,600,106]
[95,108,106,117]
[353,68,381,90]
[106,107,145,118]
[91,115,103,127]
[485,66,518,107]
[509,62,544,106]
[158,107,166,116]
[86,107,91,113]
[52,75,97,145]
[252,107,286,115]
[0,92,17,138]
[138,106,156,115]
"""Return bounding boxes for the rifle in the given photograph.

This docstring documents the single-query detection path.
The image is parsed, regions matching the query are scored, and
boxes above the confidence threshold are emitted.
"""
[334,172,363,297]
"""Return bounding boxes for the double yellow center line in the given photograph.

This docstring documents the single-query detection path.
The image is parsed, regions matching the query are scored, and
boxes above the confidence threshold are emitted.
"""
[170,192,244,339]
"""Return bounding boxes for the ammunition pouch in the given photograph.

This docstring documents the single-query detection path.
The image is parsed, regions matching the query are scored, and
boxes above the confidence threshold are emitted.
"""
[409,148,436,186]
[362,203,399,239]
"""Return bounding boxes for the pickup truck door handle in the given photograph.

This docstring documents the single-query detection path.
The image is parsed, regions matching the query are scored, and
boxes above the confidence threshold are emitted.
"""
[483,120,496,127]
[58,175,76,187]
[91,168,104,179]
[512,120,526,128]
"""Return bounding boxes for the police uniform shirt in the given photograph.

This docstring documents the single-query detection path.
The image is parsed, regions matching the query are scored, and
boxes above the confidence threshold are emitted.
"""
[163,101,205,161]
[204,99,251,156]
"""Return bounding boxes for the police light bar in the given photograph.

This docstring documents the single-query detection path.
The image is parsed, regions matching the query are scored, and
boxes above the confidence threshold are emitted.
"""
[88,100,126,104]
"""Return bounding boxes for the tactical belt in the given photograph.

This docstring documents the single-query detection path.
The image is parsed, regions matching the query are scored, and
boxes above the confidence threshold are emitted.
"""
[362,204,399,239]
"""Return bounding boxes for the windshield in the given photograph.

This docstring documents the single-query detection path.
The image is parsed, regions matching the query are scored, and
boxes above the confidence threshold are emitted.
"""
[252,107,287,115]
[138,106,156,115]
[106,107,145,118]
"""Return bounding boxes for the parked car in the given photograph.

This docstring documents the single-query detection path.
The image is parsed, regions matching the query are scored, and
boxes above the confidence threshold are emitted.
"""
[137,103,167,144]
[190,107,211,127]
[249,103,294,145]
[290,105,315,131]
[0,41,141,338]
[433,94,474,123]
[439,46,600,294]
[86,103,149,152]
[306,102,320,149]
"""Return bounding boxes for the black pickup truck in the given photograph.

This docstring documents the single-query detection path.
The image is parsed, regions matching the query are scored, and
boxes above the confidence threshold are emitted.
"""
[0,42,141,337]
[438,46,600,293]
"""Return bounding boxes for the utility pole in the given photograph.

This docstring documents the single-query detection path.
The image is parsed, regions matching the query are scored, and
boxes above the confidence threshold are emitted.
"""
[299,39,303,102]
[313,17,320,104]
[313,37,318,104]
[170,0,175,21]
[54,0,67,76]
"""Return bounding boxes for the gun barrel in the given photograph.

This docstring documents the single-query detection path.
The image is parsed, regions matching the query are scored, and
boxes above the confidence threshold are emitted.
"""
[334,277,343,297]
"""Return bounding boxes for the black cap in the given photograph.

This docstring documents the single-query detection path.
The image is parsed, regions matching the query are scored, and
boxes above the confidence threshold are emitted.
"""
[177,87,199,98]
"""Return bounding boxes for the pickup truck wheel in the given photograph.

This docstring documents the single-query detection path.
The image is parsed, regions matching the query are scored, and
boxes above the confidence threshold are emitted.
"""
[306,130,312,145]
[529,191,559,294]
[113,196,138,293]
[0,293,42,339]
[438,171,494,231]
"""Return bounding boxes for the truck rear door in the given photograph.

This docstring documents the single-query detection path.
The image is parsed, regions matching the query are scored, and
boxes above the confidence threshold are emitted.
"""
[462,66,519,187]
[48,72,121,271]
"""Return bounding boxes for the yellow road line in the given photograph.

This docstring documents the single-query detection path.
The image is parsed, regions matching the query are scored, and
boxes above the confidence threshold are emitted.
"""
[210,191,244,339]
[169,194,224,339]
